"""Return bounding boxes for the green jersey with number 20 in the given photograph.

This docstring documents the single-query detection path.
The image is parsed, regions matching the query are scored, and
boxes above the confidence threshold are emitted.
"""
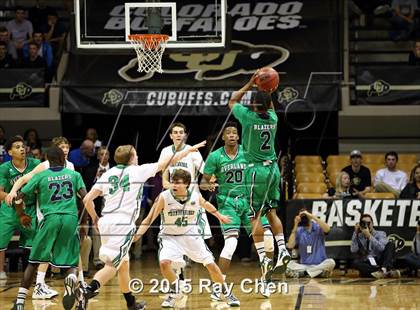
[232,103,277,162]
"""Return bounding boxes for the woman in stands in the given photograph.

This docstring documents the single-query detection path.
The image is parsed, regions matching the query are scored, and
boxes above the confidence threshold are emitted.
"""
[324,171,364,199]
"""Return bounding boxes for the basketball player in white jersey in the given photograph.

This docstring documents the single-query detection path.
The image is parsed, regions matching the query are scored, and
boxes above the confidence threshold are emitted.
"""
[135,169,240,307]
[82,142,206,310]
[159,123,212,278]
[5,136,75,300]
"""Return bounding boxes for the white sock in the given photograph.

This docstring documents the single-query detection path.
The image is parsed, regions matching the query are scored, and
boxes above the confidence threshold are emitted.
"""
[255,242,265,262]
[36,271,46,285]
[222,274,226,281]
[16,287,29,304]
[275,234,286,250]
[78,270,84,283]
[67,273,78,283]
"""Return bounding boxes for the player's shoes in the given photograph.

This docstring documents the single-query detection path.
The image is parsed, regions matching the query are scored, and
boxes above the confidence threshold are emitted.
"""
[259,279,271,299]
[128,300,147,310]
[75,282,88,310]
[10,301,24,310]
[225,293,240,307]
[84,283,100,300]
[210,290,222,302]
[32,283,58,299]
[260,256,274,281]
[274,248,291,274]
[161,293,183,308]
[62,275,77,310]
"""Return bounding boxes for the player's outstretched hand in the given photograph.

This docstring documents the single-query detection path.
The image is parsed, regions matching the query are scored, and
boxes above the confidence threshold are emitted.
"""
[208,182,219,192]
[219,214,231,224]
[5,191,17,206]
[189,140,206,152]
[19,213,32,228]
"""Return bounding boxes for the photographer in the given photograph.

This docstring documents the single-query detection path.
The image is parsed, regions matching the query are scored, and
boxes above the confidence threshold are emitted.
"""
[286,209,335,278]
[351,214,400,278]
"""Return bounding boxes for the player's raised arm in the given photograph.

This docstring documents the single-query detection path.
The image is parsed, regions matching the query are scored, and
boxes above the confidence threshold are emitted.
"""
[228,71,258,110]
[134,194,165,241]
[5,162,45,205]
[200,173,218,192]
[157,140,206,172]
[199,195,230,224]
[162,168,171,190]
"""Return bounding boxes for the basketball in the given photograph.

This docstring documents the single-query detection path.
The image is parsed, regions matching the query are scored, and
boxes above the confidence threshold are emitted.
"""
[255,67,280,93]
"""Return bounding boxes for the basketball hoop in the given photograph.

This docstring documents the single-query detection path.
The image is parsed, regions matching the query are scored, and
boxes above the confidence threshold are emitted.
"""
[128,34,169,73]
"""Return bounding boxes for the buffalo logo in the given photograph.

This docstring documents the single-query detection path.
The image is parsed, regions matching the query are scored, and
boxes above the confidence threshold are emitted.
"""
[387,234,405,252]
[118,40,289,82]
[367,80,390,97]
[10,82,32,100]
[278,87,299,104]
[102,89,124,106]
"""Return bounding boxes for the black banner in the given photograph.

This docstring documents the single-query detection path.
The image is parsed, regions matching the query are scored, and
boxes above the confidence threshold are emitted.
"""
[355,66,420,105]
[285,199,420,260]
[0,69,46,108]
[61,84,338,115]
[63,0,341,114]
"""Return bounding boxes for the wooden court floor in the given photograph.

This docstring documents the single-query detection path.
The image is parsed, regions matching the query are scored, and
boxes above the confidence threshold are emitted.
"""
[1,254,420,310]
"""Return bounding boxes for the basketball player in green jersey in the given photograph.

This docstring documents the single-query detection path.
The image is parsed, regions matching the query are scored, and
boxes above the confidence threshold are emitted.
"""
[201,122,275,297]
[11,146,86,310]
[0,136,56,299]
[228,71,291,275]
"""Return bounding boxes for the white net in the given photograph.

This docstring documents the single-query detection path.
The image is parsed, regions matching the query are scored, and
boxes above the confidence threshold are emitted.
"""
[128,34,169,73]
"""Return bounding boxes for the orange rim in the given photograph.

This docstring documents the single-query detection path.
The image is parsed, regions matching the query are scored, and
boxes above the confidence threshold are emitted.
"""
[128,34,169,50]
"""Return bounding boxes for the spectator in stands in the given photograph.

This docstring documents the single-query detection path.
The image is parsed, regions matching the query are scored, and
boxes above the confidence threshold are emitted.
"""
[324,171,363,199]
[6,7,33,58]
[23,31,52,69]
[41,10,66,53]
[30,147,43,160]
[286,208,335,278]
[91,146,111,270]
[400,164,420,198]
[0,125,6,163]
[389,0,418,40]
[0,26,17,60]
[86,128,102,150]
[351,213,400,278]
[0,42,15,68]
[374,151,408,198]
[408,40,420,66]
[68,139,95,169]
[342,150,372,197]
[23,128,42,150]
[21,42,46,69]
[28,0,52,30]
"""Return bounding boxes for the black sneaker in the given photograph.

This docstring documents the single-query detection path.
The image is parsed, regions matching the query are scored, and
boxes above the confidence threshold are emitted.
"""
[62,276,77,310]
[128,300,146,310]
[75,282,89,310]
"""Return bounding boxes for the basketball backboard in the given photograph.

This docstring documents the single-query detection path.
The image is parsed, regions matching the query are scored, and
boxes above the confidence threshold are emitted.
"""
[74,0,227,50]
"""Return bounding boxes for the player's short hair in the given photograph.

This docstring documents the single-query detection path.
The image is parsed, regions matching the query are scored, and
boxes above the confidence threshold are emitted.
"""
[172,169,191,186]
[385,151,398,161]
[114,145,134,165]
[5,135,24,152]
[46,146,65,166]
[170,122,187,134]
[253,91,272,111]
[223,121,238,131]
[51,136,70,147]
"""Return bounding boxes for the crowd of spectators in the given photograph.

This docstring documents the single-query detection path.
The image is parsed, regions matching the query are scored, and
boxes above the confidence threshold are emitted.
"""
[0,5,67,80]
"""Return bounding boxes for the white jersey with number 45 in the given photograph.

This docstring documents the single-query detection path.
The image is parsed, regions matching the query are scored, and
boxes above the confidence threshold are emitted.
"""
[93,163,158,221]
[159,189,201,236]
